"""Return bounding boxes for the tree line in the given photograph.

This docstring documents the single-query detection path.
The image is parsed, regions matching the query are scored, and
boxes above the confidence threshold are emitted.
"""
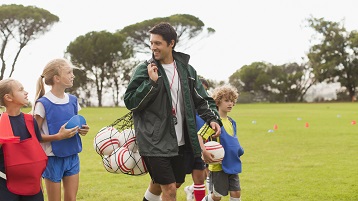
[1,4,357,106]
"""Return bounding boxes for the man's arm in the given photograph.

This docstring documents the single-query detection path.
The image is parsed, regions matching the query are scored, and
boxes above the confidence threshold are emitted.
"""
[124,62,159,112]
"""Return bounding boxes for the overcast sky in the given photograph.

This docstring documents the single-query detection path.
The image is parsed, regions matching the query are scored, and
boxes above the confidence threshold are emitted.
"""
[2,0,358,102]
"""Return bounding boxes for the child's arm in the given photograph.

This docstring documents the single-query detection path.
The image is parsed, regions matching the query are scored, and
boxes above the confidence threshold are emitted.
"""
[198,123,217,140]
[34,114,79,142]
[198,135,216,164]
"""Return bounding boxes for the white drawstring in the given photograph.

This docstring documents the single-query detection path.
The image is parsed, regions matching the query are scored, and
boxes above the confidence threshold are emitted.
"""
[0,171,6,180]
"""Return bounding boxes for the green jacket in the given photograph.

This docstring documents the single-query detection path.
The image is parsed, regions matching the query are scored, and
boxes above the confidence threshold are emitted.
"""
[124,51,221,157]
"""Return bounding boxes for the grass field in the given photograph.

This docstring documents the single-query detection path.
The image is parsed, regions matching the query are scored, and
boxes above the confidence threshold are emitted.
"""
[27,103,358,201]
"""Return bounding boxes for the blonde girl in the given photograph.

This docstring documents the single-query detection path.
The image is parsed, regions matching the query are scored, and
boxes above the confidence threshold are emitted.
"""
[33,58,89,201]
[0,79,47,201]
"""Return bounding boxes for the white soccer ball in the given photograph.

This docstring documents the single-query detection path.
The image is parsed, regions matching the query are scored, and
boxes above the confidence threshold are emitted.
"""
[102,155,116,173]
[118,129,138,152]
[204,141,225,164]
[93,127,121,155]
[127,151,148,176]
[109,147,136,173]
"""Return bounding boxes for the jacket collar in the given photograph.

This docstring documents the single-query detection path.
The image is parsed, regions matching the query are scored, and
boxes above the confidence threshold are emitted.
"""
[172,50,190,66]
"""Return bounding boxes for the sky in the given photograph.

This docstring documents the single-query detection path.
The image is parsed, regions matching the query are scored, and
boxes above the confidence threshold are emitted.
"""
[2,0,358,102]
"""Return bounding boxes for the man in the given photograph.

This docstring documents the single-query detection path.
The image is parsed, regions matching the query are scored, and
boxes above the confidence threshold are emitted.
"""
[124,22,222,201]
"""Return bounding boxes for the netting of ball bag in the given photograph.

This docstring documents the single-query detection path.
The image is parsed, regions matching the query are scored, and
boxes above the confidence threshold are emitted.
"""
[93,112,147,176]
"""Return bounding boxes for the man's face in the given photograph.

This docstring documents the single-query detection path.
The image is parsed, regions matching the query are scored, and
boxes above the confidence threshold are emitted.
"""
[150,34,173,64]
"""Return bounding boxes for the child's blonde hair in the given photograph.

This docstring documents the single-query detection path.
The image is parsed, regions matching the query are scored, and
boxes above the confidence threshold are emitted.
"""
[212,84,239,106]
[33,58,72,103]
[0,78,16,107]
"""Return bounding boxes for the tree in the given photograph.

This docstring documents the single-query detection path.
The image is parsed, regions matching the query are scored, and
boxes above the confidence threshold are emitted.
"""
[107,58,140,107]
[66,31,131,106]
[0,4,59,80]
[269,62,313,102]
[230,61,314,103]
[118,14,215,55]
[307,17,358,101]
[229,62,273,102]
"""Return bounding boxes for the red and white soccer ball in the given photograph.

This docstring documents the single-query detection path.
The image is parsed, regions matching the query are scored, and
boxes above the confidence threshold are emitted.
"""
[204,141,225,164]
[93,127,120,155]
[95,126,146,175]
[102,155,116,173]
[126,151,148,176]
[118,129,138,152]
[109,147,136,173]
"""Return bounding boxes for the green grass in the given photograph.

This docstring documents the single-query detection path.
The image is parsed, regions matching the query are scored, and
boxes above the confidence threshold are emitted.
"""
[24,103,358,201]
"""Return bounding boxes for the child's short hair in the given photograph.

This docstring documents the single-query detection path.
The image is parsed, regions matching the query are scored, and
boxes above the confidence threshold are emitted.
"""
[212,85,239,106]
[0,78,16,107]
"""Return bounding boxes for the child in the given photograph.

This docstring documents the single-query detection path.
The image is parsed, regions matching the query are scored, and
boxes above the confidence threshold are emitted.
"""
[0,78,47,201]
[199,85,244,201]
[33,58,90,201]
[184,78,212,201]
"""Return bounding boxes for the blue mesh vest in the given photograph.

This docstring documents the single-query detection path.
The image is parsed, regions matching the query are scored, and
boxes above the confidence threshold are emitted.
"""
[220,117,244,174]
[38,94,82,157]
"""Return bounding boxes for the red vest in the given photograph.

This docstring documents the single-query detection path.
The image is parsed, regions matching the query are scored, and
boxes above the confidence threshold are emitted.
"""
[2,114,48,195]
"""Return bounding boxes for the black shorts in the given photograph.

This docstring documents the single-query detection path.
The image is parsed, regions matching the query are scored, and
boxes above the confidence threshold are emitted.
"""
[142,146,186,185]
[0,178,44,201]
[185,151,206,174]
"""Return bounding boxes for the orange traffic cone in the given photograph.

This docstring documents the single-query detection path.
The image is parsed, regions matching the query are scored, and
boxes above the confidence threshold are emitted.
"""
[273,124,278,130]
[305,122,309,128]
[0,113,20,143]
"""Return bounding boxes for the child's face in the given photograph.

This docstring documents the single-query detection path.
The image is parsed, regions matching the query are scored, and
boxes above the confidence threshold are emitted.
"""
[218,97,235,113]
[57,65,75,88]
[9,81,28,106]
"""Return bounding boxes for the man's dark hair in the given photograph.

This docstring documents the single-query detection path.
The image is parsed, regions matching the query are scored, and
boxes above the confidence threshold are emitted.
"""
[149,22,177,49]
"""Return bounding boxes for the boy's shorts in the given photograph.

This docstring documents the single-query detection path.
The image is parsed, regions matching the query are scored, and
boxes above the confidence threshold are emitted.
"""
[185,151,206,174]
[42,154,80,183]
[209,171,240,196]
[0,177,44,201]
[142,146,186,185]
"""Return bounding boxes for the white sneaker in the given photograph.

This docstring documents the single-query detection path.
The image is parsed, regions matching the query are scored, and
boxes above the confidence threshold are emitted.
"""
[184,186,194,201]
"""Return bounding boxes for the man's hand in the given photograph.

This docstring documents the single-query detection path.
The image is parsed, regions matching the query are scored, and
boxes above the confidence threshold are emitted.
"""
[210,122,221,138]
[147,62,158,82]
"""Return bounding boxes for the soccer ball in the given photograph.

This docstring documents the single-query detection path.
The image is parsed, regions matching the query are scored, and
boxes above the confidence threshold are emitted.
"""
[204,141,225,164]
[102,155,116,173]
[109,147,136,173]
[118,129,138,152]
[126,151,148,176]
[93,127,120,155]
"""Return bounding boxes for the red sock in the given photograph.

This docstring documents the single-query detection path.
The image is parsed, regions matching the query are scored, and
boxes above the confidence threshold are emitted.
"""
[194,183,206,201]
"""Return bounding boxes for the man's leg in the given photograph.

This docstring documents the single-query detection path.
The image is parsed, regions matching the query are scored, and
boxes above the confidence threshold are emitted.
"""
[160,182,177,201]
[143,181,162,201]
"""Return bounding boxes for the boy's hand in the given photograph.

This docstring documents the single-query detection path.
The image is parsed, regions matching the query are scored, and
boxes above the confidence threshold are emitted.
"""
[202,149,216,164]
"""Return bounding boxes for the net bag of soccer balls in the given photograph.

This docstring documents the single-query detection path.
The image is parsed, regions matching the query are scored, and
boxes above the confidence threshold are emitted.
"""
[93,112,147,176]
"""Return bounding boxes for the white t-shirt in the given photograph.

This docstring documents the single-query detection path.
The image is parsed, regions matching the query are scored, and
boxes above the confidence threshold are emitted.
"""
[33,92,81,156]
[162,62,185,146]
